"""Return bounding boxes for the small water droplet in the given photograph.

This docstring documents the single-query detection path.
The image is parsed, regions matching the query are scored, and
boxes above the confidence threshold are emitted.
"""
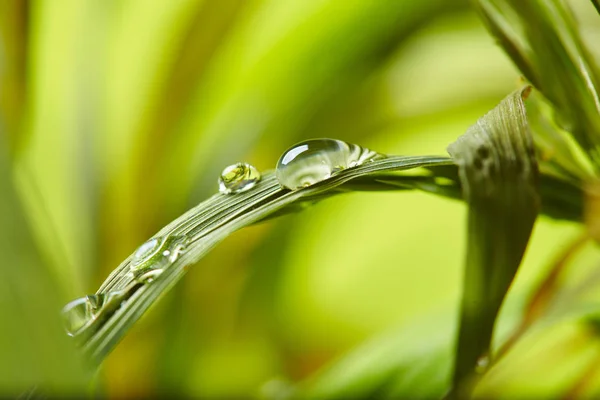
[61,295,103,336]
[218,162,261,194]
[275,138,384,190]
[132,237,161,267]
[130,235,189,277]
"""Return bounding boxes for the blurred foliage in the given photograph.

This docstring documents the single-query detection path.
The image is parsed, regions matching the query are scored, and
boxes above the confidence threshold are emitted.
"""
[2,0,600,398]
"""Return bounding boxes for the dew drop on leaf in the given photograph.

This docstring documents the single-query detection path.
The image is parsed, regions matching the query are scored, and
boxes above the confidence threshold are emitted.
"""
[130,235,189,276]
[218,162,261,194]
[275,138,384,190]
[61,294,104,336]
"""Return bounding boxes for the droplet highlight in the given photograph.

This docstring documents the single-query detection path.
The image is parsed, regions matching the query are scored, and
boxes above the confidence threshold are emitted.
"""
[218,162,261,194]
[275,138,384,190]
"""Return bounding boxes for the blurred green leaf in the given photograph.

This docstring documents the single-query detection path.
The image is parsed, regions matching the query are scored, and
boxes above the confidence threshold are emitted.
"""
[526,91,595,182]
[0,0,28,154]
[474,0,600,168]
[0,137,88,396]
[166,0,469,204]
[447,87,539,391]
[474,322,600,398]
[293,312,456,400]
[15,0,101,297]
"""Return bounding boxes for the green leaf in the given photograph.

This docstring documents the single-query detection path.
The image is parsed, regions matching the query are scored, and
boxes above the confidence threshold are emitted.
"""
[76,155,454,365]
[474,0,600,167]
[447,87,540,391]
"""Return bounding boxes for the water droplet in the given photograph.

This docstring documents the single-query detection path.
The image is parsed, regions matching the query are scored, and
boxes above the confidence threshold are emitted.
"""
[61,294,103,336]
[130,235,189,276]
[132,238,160,265]
[218,162,261,194]
[62,284,143,339]
[275,138,384,190]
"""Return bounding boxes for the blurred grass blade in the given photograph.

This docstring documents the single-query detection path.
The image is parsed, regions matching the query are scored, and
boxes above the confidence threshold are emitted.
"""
[526,91,595,182]
[474,0,600,168]
[447,87,540,390]
[293,312,457,400]
[0,137,87,395]
[77,155,454,365]
[0,0,28,154]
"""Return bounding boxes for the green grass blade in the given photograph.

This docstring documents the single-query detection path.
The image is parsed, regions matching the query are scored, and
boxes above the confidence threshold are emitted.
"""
[76,155,454,365]
[447,87,540,392]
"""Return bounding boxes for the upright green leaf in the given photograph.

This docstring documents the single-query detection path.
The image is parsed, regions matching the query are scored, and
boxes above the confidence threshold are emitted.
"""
[447,87,540,391]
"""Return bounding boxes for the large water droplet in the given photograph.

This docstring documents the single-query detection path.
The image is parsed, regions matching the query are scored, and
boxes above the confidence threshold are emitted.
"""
[218,162,261,194]
[275,138,384,190]
[61,294,103,336]
[130,235,189,277]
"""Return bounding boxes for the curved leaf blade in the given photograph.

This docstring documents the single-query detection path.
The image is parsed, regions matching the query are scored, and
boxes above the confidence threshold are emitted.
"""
[447,87,540,391]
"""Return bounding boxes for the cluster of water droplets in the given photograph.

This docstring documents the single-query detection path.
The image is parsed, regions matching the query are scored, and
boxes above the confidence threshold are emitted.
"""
[62,138,384,338]
[61,234,189,337]
[216,139,384,194]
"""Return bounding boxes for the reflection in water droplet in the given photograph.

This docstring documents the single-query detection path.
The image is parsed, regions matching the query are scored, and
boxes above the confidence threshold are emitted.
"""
[130,235,189,280]
[275,138,384,190]
[218,162,261,194]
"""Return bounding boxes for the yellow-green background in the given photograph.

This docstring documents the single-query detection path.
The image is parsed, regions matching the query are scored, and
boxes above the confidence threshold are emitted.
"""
[2,0,600,397]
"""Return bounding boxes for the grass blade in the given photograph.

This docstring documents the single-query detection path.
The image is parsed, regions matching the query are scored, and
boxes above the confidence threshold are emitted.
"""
[77,155,454,365]
[447,87,540,392]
